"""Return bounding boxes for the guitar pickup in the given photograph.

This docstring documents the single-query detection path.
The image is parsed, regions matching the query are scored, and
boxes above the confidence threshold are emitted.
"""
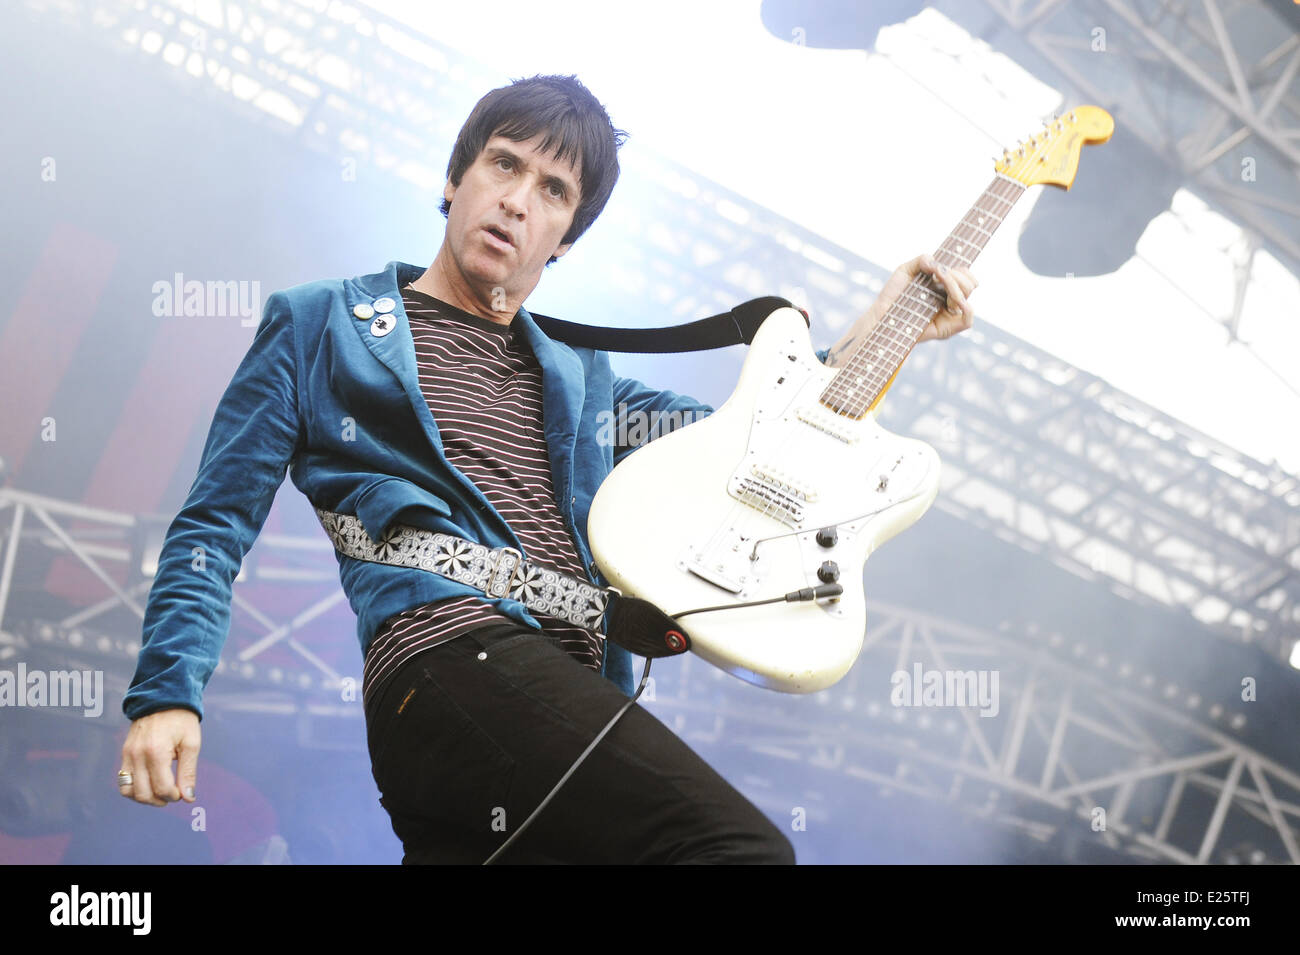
[796,406,860,444]
[734,477,804,525]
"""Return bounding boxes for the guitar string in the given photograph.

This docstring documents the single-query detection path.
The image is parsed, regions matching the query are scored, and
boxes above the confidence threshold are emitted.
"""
[748,180,1021,518]
[828,178,1022,419]
[786,121,1049,455]
[686,198,992,595]
[677,135,1040,610]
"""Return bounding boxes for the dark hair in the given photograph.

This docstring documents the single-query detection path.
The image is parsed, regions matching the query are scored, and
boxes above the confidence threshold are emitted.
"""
[440,74,628,265]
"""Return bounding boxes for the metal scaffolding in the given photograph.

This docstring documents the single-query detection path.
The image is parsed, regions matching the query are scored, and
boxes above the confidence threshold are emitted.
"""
[888,324,1300,664]
[647,597,1300,864]
[0,487,349,694]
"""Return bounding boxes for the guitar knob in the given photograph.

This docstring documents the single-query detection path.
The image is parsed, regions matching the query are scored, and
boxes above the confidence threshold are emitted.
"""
[817,560,840,583]
[815,526,838,548]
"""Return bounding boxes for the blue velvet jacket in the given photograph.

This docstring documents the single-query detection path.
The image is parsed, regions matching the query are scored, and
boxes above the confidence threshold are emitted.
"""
[122,260,726,720]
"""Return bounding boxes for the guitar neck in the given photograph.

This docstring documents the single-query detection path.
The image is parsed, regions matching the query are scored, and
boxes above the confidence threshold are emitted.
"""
[821,173,1027,417]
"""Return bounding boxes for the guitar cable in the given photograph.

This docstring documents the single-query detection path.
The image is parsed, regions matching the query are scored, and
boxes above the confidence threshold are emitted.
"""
[481,581,842,864]
[483,654,654,865]
[671,582,844,620]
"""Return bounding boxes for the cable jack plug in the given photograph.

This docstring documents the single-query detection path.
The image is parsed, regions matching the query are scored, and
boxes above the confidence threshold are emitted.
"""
[784,583,844,602]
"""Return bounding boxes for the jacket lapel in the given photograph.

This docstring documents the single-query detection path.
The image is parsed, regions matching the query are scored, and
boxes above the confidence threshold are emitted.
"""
[344,261,446,457]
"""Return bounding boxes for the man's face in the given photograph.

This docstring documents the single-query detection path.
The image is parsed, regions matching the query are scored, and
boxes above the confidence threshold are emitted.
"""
[442,132,581,307]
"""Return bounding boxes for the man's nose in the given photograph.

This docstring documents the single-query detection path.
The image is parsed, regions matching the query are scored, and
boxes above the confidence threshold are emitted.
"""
[501,179,530,217]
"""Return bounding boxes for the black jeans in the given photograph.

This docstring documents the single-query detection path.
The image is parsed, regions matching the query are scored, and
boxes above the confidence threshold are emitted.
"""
[363,622,795,864]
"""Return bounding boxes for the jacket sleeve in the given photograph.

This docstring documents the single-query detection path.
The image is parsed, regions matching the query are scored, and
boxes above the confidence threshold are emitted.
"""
[122,291,304,722]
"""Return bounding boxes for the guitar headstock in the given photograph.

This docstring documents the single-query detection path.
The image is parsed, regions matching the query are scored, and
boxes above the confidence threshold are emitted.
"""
[995,106,1114,189]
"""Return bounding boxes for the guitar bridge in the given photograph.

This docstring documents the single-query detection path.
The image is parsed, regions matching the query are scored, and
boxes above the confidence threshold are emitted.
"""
[683,526,772,595]
[749,463,818,502]
[685,558,745,594]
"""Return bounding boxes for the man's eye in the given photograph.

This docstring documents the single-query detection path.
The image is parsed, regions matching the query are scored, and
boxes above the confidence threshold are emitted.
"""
[495,157,512,171]
[548,183,565,199]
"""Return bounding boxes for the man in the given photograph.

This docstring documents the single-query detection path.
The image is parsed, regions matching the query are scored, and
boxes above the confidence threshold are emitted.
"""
[118,74,976,863]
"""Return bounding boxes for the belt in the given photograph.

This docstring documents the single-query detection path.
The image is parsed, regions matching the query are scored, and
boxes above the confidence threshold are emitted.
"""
[314,508,613,633]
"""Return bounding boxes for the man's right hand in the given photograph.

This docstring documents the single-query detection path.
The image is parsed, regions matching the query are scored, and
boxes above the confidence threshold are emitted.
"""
[118,708,201,806]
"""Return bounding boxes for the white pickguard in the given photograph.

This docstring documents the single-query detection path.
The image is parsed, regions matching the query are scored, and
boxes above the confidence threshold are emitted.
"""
[589,307,941,692]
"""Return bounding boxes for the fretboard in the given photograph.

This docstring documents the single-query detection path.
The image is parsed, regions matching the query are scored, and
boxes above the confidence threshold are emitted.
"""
[820,173,1026,417]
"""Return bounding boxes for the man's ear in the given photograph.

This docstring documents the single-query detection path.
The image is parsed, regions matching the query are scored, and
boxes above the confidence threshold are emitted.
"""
[443,179,455,205]
[553,241,574,261]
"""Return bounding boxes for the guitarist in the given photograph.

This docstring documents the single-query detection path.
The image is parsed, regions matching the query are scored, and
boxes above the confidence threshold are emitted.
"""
[117,73,977,863]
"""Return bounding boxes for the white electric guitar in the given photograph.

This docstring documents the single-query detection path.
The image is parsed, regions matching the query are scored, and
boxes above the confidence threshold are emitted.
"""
[589,107,1114,693]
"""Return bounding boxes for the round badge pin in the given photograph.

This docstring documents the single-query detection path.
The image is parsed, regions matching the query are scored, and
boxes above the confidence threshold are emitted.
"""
[370,315,395,338]
[352,302,375,320]
[373,297,396,314]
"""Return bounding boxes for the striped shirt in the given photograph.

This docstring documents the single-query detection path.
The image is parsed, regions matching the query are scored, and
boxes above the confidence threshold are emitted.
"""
[360,285,603,708]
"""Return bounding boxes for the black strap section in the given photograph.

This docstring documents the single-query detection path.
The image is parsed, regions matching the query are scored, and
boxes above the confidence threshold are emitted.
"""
[530,295,805,353]
[604,593,692,658]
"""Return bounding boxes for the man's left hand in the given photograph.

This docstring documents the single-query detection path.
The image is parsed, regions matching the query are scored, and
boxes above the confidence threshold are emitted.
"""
[903,253,978,343]
[822,253,978,367]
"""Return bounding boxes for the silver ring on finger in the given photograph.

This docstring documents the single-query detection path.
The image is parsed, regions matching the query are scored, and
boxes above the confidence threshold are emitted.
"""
[118,771,133,787]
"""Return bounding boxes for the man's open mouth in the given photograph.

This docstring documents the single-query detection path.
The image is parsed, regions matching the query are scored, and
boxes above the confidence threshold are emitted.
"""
[485,227,512,246]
